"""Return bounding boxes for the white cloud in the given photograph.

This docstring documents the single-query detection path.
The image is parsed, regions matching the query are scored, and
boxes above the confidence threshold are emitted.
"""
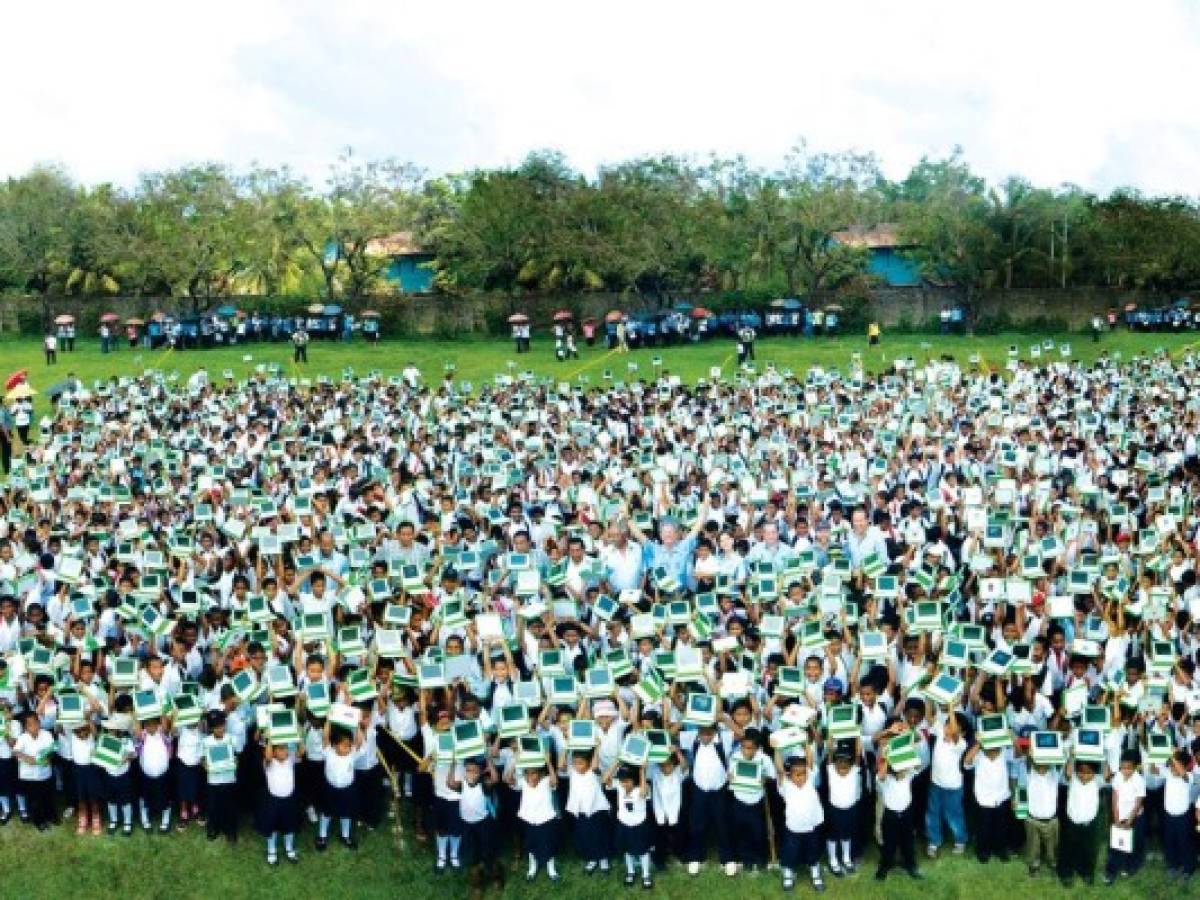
[3,0,1199,194]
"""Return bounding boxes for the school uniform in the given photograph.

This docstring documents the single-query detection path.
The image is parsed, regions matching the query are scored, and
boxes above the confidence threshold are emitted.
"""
[649,764,685,865]
[516,776,559,864]
[877,769,917,877]
[564,768,611,863]
[138,730,173,827]
[0,719,15,816]
[1160,770,1194,876]
[203,734,240,840]
[727,750,776,868]
[95,733,135,808]
[968,750,1012,862]
[430,753,462,838]
[323,749,360,821]
[13,730,55,826]
[353,710,384,827]
[926,727,967,850]
[613,783,652,856]
[686,737,732,863]
[1023,766,1060,873]
[1058,771,1103,883]
[174,724,203,812]
[1104,769,1146,878]
[779,776,825,873]
[823,762,862,848]
[458,778,496,867]
[256,755,301,837]
[300,723,327,816]
[70,729,99,808]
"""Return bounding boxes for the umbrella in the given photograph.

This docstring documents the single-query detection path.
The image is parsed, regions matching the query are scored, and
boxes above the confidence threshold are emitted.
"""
[150,311,166,322]
[54,314,75,326]
[361,310,381,318]
[507,313,530,325]
[5,383,36,402]
[323,305,342,316]
[604,310,625,323]
[1124,303,1138,312]
[672,301,695,313]
[824,304,844,313]
[691,307,713,319]
[552,310,573,323]
[307,303,324,314]
[770,298,804,310]
[216,304,238,318]
[124,318,145,327]
[45,381,72,400]
[99,313,120,324]
[4,370,28,391]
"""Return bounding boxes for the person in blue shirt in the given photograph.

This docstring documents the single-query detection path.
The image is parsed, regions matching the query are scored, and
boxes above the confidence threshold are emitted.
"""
[626,501,710,591]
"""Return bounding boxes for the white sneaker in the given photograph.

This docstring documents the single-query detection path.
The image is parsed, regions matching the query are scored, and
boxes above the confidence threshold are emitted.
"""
[687,862,701,876]
[725,862,740,877]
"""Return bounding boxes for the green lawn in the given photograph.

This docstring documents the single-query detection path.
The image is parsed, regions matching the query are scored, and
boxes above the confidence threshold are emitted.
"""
[7,330,1200,412]
[0,807,1176,900]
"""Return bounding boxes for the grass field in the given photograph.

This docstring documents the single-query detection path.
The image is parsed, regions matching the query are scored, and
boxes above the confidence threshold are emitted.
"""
[4,330,1200,411]
[0,805,1179,900]
[1,327,1193,898]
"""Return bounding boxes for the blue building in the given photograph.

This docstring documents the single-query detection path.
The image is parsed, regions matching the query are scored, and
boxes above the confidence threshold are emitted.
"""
[831,223,922,287]
[367,231,436,293]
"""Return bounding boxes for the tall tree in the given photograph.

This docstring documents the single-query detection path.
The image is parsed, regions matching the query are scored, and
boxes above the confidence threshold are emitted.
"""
[0,165,77,325]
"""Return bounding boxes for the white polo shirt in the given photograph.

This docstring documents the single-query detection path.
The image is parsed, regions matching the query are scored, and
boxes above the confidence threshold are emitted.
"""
[1026,767,1060,820]
[969,750,1011,808]
[930,730,967,790]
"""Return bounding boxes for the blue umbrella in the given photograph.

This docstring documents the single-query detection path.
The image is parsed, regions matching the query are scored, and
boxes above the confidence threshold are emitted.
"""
[672,301,695,313]
[323,304,343,316]
[216,304,238,317]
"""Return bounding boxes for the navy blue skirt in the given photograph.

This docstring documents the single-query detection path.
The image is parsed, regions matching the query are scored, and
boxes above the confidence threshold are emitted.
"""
[104,769,135,805]
[614,818,652,855]
[433,796,462,836]
[256,791,301,836]
[324,781,358,819]
[461,817,495,866]
[175,760,202,804]
[522,818,560,863]
[74,762,102,803]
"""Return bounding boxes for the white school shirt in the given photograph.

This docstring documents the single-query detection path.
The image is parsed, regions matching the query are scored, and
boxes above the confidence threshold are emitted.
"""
[969,751,1011,807]
[386,702,418,741]
[649,765,683,825]
[176,725,203,766]
[1065,774,1102,824]
[324,749,358,789]
[1025,768,1059,819]
[266,757,296,798]
[459,780,490,824]
[879,771,913,812]
[930,729,967,790]
[1112,770,1146,821]
[140,731,171,778]
[1164,771,1192,816]
[14,730,54,780]
[516,777,557,826]
[565,770,610,816]
[615,783,649,827]
[780,777,825,833]
[691,741,727,791]
[70,731,95,766]
[596,720,628,772]
[826,763,862,809]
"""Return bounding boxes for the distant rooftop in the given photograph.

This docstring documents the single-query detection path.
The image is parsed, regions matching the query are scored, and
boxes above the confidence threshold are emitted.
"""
[365,231,427,257]
[830,222,913,250]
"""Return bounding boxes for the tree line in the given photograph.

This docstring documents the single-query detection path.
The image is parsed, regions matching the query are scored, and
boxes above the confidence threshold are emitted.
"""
[2,144,1200,315]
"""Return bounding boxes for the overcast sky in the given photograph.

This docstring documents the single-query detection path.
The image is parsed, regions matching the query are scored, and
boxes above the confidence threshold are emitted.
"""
[6,0,1199,195]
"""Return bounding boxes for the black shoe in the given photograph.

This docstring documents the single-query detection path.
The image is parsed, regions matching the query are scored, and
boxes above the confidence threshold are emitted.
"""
[0,810,10,825]
[315,837,328,852]
[286,851,299,864]
[340,835,358,850]
[37,822,50,832]
[18,812,29,824]
[206,830,218,841]
[875,868,888,881]
[625,873,636,887]
[642,877,653,890]
[997,853,1010,863]
[906,868,923,880]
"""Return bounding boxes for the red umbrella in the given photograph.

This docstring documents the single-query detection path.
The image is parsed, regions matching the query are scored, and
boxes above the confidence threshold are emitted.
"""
[690,307,713,319]
[99,312,120,323]
[4,370,28,391]
[54,314,75,326]
[552,310,573,323]
[604,310,625,324]
[507,313,530,325]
